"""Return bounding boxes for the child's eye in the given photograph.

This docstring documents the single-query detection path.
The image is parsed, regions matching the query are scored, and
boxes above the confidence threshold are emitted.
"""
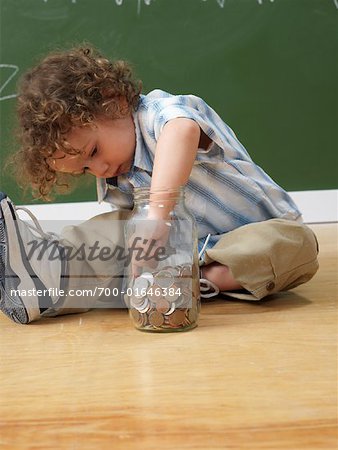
[81,147,97,174]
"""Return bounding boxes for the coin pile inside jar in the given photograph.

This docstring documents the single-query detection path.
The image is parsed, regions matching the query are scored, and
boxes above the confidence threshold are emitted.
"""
[126,264,200,331]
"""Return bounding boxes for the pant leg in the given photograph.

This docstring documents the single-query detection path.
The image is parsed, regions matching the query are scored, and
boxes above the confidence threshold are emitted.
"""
[202,218,319,300]
[44,209,131,317]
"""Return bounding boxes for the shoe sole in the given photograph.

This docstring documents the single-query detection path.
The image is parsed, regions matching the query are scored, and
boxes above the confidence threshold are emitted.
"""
[0,197,43,323]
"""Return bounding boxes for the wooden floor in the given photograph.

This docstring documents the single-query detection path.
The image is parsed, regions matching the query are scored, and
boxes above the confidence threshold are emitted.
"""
[0,223,337,449]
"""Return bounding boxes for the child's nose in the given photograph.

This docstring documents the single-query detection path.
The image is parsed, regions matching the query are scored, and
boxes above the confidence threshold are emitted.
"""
[87,160,109,177]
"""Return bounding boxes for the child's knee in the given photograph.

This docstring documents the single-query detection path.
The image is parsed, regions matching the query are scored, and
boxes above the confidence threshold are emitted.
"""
[204,219,319,300]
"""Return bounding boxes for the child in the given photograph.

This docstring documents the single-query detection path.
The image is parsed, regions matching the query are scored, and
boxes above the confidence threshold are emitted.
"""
[0,45,319,324]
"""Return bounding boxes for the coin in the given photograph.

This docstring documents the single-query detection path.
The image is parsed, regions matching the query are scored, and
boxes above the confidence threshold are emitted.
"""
[163,284,181,302]
[133,276,150,293]
[173,295,183,308]
[140,312,148,326]
[140,271,154,285]
[156,298,170,314]
[164,266,180,278]
[155,270,174,288]
[168,309,186,326]
[135,297,149,312]
[164,303,176,316]
[139,299,152,313]
[129,262,199,331]
[149,310,165,327]
[130,296,144,309]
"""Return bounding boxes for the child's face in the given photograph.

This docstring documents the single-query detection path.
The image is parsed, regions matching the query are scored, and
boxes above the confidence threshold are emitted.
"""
[49,114,136,178]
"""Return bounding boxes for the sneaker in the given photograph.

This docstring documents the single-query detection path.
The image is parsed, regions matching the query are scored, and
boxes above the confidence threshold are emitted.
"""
[0,192,67,324]
[199,277,220,299]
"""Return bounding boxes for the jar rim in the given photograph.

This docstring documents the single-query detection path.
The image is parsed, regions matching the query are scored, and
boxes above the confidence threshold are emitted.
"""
[133,186,185,194]
[133,186,186,204]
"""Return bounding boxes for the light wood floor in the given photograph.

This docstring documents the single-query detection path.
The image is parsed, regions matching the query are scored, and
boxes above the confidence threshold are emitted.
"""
[0,223,337,450]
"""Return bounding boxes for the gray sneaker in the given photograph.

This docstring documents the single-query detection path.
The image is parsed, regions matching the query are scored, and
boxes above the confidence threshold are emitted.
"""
[0,192,67,324]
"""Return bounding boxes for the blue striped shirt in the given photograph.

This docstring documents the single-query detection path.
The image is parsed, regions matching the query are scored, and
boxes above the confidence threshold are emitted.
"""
[97,89,301,252]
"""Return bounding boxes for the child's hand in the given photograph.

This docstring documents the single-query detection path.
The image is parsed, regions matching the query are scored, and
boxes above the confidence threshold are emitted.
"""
[128,216,171,278]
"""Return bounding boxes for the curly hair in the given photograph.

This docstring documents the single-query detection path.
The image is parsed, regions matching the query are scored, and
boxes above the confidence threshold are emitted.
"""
[11,44,142,201]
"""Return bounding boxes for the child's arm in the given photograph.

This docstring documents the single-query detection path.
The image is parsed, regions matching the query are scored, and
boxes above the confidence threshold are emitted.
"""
[148,118,201,218]
[130,118,200,275]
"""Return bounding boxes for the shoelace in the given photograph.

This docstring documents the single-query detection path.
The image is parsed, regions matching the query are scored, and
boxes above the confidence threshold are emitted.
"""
[198,233,211,265]
[15,206,60,242]
[198,233,220,298]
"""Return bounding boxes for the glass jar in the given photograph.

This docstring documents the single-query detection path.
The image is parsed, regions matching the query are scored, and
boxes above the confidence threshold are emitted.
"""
[124,186,200,332]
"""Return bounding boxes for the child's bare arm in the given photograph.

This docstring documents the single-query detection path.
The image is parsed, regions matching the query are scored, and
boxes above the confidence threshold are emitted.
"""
[130,118,200,274]
[149,118,200,218]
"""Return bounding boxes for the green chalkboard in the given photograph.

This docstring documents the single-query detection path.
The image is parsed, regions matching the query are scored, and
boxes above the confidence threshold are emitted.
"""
[0,0,337,205]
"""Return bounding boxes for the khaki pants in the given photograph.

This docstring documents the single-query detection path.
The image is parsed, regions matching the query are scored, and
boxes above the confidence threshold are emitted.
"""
[203,218,319,300]
[49,212,319,316]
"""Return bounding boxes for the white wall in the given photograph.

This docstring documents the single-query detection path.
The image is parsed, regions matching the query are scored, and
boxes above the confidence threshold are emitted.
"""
[18,189,337,230]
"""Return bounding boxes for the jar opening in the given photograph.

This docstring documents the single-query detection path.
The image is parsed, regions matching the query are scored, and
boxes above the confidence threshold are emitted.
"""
[133,186,185,204]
